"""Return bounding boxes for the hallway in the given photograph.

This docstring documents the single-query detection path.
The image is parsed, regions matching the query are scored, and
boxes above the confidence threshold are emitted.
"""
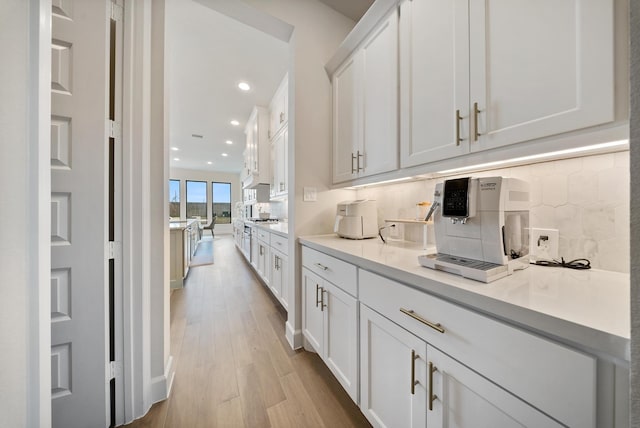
[125,235,370,427]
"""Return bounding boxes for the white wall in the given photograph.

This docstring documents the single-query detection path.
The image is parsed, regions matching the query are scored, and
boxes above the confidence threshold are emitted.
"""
[170,167,241,234]
[0,0,50,426]
[241,0,357,348]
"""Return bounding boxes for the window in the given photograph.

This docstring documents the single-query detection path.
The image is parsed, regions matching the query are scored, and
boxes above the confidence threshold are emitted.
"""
[186,180,207,219]
[169,179,180,218]
[212,182,231,224]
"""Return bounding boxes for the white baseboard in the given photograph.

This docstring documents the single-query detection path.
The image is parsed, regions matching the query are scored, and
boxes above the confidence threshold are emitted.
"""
[150,355,175,404]
[285,321,303,350]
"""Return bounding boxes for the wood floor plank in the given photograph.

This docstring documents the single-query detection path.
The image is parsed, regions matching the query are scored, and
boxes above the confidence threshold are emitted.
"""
[216,397,245,427]
[237,363,271,428]
[125,235,370,428]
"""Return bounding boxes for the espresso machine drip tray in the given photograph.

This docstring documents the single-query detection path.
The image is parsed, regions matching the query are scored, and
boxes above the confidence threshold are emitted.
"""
[418,253,509,283]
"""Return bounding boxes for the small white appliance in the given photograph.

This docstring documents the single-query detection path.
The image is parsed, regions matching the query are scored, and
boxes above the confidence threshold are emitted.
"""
[419,177,530,282]
[334,200,378,239]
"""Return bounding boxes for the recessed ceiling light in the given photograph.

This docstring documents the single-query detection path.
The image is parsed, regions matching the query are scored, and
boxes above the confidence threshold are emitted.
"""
[207,161,213,165]
[171,147,179,151]
[225,140,233,145]
[221,153,228,157]
[230,120,240,126]
[173,158,180,161]
[238,82,251,91]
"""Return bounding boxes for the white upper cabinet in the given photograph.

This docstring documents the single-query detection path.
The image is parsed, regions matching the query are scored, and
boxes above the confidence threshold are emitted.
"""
[268,74,289,199]
[242,106,270,189]
[469,0,614,152]
[333,9,398,183]
[400,0,616,167]
[399,0,470,167]
[269,74,288,140]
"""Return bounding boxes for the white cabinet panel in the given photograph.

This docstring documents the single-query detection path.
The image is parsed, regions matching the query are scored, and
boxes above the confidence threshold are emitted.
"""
[427,346,562,428]
[361,12,398,176]
[302,268,324,353]
[360,304,427,428]
[333,9,398,183]
[323,281,358,402]
[469,0,614,152]
[333,55,360,183]
[400,0,469,167]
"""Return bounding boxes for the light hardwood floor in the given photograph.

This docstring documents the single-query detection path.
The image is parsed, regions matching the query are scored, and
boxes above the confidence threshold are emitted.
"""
[123,235,371,428]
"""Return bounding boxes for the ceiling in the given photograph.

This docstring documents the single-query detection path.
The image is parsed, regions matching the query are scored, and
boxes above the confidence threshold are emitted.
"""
[167,0,373,174]
[167,1,289,173]
[317,0,374,22]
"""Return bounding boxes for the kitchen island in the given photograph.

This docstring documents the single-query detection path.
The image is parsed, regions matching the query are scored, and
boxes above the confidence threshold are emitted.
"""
[299,234,629,428]
[169,219,200,289]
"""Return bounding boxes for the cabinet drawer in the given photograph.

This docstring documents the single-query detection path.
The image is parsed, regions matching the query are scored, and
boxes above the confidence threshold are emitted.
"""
[302,246,357,297]
[270,233,288,256]
[359,269,596,428]
[256,228,270,244]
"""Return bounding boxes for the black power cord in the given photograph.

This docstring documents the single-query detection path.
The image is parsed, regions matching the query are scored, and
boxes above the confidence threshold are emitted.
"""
[378,224,396,244]
[533,257,591,270]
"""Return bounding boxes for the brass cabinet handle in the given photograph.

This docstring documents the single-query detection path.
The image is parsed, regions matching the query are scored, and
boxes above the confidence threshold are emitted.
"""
[400,308,445,334]
[314,262,329,271]
[315,284,321,308]
[357,150,364,172]
[455,109,463,146]
[259,245,263,256]
[473,102,481,142]
[280,111,285,123]
[321,288,327,311]
[411,350,419,395]
[428,361,438,411]
[351,153,357,173]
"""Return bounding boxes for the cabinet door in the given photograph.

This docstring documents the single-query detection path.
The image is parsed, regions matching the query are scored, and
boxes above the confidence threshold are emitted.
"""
[278,252,288,310]
[360,305,427,428]
[280,129,288,194]
[270,251,281,299]
[302,268,324,353]
[258,242,270,285]
[269,139,277,197]
[333,55,360,183]
[427,346,562,428]
[361,9,398,177]
[400,0,470,167]
[323,281,359,403]
[469,0,614,152]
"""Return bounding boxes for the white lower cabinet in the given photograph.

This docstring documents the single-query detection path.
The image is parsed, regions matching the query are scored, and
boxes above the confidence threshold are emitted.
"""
[257,240,270,286]
[302,267,359,403]
[360,304,427,428]
[270,248,288,309]
[427,346,561,428]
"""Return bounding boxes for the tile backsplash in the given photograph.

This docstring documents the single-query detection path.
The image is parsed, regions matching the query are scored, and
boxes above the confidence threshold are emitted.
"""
[358,151,630,273]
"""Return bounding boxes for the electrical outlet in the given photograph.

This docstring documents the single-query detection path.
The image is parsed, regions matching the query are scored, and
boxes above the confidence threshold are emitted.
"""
[530,228,559,261]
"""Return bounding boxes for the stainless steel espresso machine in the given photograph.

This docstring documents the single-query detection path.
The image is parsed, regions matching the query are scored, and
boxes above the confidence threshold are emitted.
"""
[418,177,530,282]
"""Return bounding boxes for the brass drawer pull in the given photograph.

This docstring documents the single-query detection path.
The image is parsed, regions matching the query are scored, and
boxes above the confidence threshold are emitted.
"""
[351,153,357,173]
[411,350,419,395]
[455,109,463,146]
[315,284,321,308]
[314,262,329,271]
[400,308,445,334]
[428,361,438,411]
[473,102,482,142]
[320,288,327,312]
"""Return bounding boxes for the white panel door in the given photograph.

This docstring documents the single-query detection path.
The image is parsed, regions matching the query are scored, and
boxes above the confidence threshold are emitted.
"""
[302,268,324,353]
[400,0,470,167]
[323,281,358,403]
[469,0,615,151]
[360,305,427,428]
[332,55,360,183]
[361,8,398,177]
[51,0,110,427]
[427,346,562,428]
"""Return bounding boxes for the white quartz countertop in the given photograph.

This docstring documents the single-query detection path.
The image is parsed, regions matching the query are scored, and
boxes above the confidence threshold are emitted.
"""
[245,221,288,237]
[299,234,630,363]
